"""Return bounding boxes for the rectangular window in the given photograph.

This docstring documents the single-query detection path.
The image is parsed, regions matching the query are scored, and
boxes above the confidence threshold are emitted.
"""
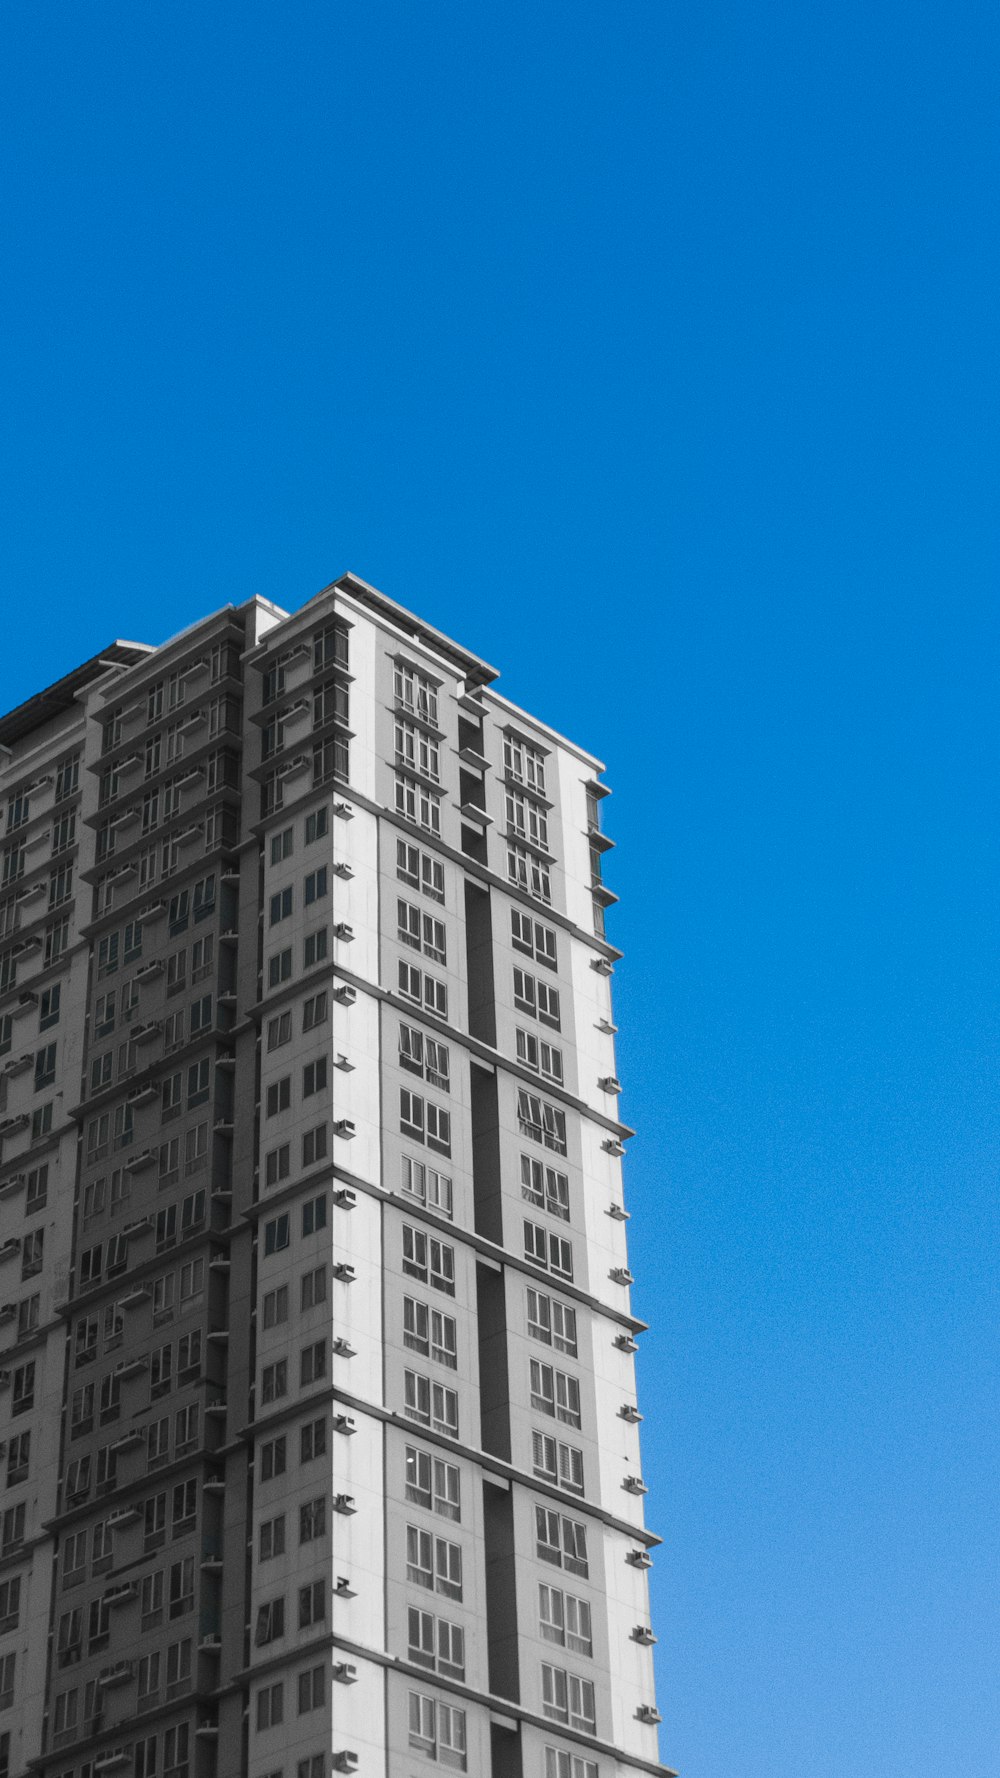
[302,991,327,1031]
[260,1435,286,1480]
[401,1154,454,1219]
[299,1497,325,1543]
[527,1288,578,1356]
[268,945,293,987]
[258,1513,286,1561]
[520,1154,570,1221]
[511,908,558,965]
[504,733,547,794]
[535,1507,588,1577]
[261,1360,287,1404]
[517,1089,567,1156]
[398,959,448,1019]
[305,806,328,844]
[265,1076,291,1116]
[267,1010,292,1050]
[264,1144,290,1189]
[270,828,293,865]
[269,887,293,926]
[303,926,328,968]
[256,1682,284,1730]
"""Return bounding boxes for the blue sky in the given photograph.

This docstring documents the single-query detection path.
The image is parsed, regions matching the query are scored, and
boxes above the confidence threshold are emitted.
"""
[2,4,998,1775]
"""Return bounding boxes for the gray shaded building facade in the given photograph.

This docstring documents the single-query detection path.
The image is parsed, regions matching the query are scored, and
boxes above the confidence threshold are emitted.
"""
[0,576,670,1778]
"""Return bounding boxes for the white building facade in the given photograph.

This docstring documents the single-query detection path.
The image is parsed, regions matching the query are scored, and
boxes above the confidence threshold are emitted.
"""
[0,576,670,1778]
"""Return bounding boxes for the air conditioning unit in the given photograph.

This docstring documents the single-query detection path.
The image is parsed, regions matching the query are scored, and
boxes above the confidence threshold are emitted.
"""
[334,1415,357,1436]
[99,1660,135,1687]
[632,1626,658,1646]
[333,1662,358,1684]
[333,1187,357,1209]
[609,1266,635,1286]
[103,1582,137,1606]
[334,984,356,1005]
[607,1202,629,1221]
[636,1705,662,1725]
[334,1054,355,1072]
[619,1404,643,1424]
[333,801,354,820]
[626,1548,653,1569]
[334,1119,356,1139]
[599,1075,623,1094]
[332,1338,356,1358]
[332,1263,356,1283]
[591,956,613,976]
[602,1138,626,1156]
[332,1752,359,1773]
[0,1239,21,1259]
[335,1576,356,1596]
[614,1332,639,1354]
[333,1494,357,1515]
[0,1373,11,1390]
[333,922,354,941]
[622,1475,648,1495]
[0,1306,16,1324]
[333,861,354,879]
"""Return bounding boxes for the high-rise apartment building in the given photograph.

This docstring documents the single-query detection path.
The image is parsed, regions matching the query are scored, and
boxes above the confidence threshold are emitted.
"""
[0,575,669,1778]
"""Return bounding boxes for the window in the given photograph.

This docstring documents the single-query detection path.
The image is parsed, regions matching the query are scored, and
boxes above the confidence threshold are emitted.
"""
[541,1665,596,1733]
[40,985,61,1029]
[262,1284,289,1329]
[31,1102,53,1141]
[527,1288,578,1356]
[0,1506,25,1557]
[407,1691,467,1770]
[523,1221,573,1281]
[396,718,440,782]
[13,1362,35,1416]
[302,1194,327,1236]
[303,927,328,968]
[511,908,558,965]
[532,1431,584,1494]
[506,787,549,851]
[255,1599,285,1646]
[314,621,349,671]
[402,1225,456,1295]
[400,1025,451,1090]
[300,1416,326,1463]
[518,1089,567,1155]
[535,1507,588,1577]
[405,1447,461,1521]
[267,1011,292,1050]
[300,1340,326,1385]
[397,839,445,902]
[394,660,439,723]
[301,1265,326,1310]
[398,959,448,1019]
[263,1214,289,1255]
[268,946,293,987]
[266,1076,291,1116]
[299,1497,325,1543]
[0,1581,18,1635]
[544,1752,599,1778]
[269,887,293,926]
[297,1664,325,1714]
[305,806,328,844]
[512,974,562,1031]
[265,1144,290,1188]
[304,866,327,906]
[530,1361,582,1427]
[21,1229,44,1279]
[163,1722,190,1778]
[521,1155,570,1221]
[312,733,349,787]
[395,772,442,835]
[302,1123,327,1166]
[259,1515,286,1560]
[172,1478,197,1531]
[270,828,293,865]
[404,1370,459,1438]
[302,1055,327,1097]
[408,1608,465,1679]
[302,991,327,1031]
[401,1154,453,1219]
[517,1027,564,1082]
[504,733,547,794]
[261,1360,287,1404]
[298,1579,325,1629]
[406,1527,463,1599]
[256,1682,284,1730]
[25,1166,48,1213]
[165,1637,192,1698]
[260,1435,286,1479]
[403,1298,457,1368]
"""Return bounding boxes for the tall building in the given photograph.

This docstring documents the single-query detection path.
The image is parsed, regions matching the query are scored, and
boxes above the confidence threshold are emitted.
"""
[0,575,670,1778]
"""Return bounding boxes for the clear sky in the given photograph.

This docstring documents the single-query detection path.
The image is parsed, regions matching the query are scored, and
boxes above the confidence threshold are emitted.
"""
[2,5,998,1775]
